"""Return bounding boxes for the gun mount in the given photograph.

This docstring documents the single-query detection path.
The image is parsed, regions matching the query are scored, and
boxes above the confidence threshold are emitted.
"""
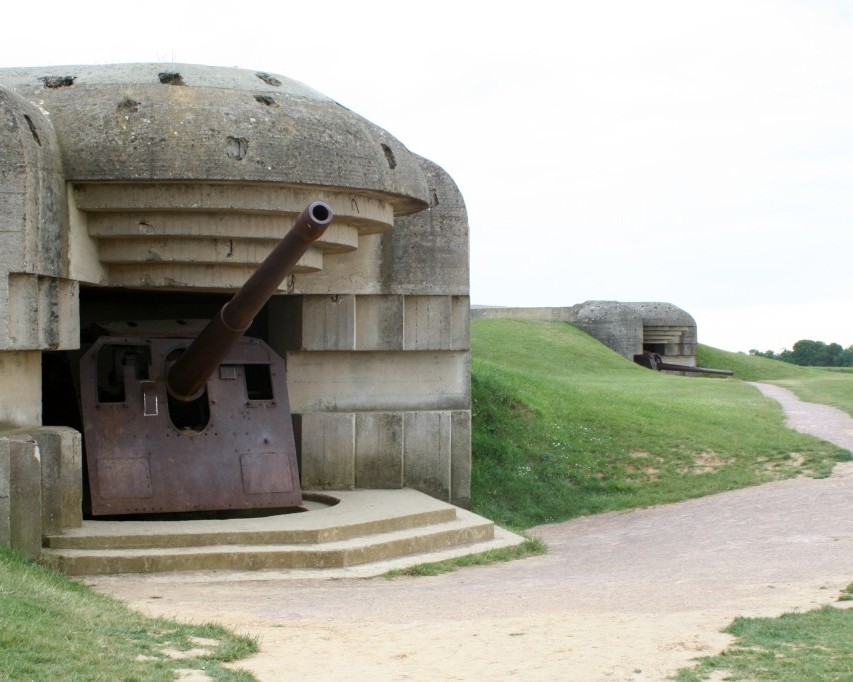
[633,351,734,377]
[79,202,333,516]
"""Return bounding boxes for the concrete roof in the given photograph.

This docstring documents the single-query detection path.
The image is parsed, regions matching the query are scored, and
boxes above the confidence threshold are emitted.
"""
[0,63,429,215]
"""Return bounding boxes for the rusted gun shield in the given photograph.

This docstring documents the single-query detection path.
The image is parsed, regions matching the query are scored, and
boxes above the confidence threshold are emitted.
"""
[81,335,300,515]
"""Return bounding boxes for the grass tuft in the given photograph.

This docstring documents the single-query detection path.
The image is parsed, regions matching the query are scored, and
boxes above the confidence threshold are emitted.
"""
[383,536,546,578]
[674,592,853,680]
[0,547,258,681]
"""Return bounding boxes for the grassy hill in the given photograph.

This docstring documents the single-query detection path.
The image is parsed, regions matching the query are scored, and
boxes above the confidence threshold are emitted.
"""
[698,344,853,415]
[471,319,850,529]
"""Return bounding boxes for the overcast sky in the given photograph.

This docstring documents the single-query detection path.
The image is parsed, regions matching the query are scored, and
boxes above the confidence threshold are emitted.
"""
[3,0,852,352]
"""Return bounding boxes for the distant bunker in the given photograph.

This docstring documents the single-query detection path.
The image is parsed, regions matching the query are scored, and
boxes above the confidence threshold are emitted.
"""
[472,301,698,367]
[0,64,471,551]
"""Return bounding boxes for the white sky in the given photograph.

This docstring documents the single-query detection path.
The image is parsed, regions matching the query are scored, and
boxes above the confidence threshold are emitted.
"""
[3,0,852,352]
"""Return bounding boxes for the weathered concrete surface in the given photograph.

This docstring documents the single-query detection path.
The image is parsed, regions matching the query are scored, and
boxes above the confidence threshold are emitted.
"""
[41,489,523,576]
[4,426,83,532]
[286,352,470,412]
[355,413,403,489]
[0,436,42,559]
[0,85,77,353]
[0,352,41,426]
[0,85,66,281]
[87,383,853,680]
[0,65,429,209]
[385,156,469,296]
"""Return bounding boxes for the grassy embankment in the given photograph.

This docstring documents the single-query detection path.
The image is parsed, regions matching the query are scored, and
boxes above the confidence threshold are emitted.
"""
[471,319,850,530]
[0,547,258,681]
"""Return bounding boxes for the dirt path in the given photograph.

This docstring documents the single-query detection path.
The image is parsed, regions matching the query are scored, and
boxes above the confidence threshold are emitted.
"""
[89,385,853,681]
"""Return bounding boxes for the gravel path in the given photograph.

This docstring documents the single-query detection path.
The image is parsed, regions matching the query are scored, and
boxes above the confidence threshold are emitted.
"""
[750,382,853,452]
[89,383,853,681]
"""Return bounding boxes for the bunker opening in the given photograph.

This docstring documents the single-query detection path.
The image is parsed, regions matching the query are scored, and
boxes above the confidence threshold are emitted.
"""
[40,201,333,518]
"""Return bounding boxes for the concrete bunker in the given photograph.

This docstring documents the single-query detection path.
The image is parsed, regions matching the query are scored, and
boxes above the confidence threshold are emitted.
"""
[0,64,472,561]
[471,301,699,366]
[569,301,698,367]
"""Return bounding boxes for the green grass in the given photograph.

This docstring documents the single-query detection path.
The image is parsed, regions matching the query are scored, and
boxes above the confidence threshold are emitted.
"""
[674,584,853,680]
[382,535,546,578]
[698,345,853,416]
[471,319,850,529]
[0,547,258,681]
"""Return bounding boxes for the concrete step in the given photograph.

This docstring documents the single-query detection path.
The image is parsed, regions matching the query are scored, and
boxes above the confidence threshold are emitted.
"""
[44,491,457,551]
[41,490,524,577]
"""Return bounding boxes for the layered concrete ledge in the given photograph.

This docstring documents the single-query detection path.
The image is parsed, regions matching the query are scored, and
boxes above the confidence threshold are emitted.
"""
[41,489,524,577]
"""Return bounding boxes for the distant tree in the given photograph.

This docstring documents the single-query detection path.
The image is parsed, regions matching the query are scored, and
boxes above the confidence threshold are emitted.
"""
[778,348,794,363]
[748,340,853,367]
[791,339,828,366]
[827,342,844,366]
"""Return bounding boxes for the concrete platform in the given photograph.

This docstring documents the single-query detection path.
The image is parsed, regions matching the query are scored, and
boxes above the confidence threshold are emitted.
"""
[41,489,525,577]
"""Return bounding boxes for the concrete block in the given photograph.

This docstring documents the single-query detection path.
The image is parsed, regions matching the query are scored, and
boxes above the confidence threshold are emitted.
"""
[1,274,77,352]
[0,436,42,559]
[298,413,355,490]
[451,411,472,508]
[355,412,403,488]
[287,350,470,413]
[269,295,359,351]
[9,427,82,532]
[404,296,451,350]
[293,232,384,296]
[0,351,40,427]
[403,412,452,501]
[0,441,9,546]
[355,296,403,350]
[302,295,355,350]
[55,278,80,350]
[0,195,25,270]
[451,296,470,351]
[66,184,105,285]
[6,273,38,349]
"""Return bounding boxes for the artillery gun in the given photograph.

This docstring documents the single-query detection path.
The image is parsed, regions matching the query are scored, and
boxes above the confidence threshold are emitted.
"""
[633,351,733,377]
[78,202,333,516]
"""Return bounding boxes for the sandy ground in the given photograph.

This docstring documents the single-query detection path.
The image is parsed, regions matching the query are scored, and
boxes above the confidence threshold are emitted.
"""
[88,383,853,681]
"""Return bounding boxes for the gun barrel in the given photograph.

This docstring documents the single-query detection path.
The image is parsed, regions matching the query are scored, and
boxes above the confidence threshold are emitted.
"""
[634,352,733,376]
[167,201,333,401]
[657,362,734,376]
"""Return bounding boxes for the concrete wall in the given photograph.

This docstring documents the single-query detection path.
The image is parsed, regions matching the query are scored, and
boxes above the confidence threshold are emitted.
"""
[272,157,471,506]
